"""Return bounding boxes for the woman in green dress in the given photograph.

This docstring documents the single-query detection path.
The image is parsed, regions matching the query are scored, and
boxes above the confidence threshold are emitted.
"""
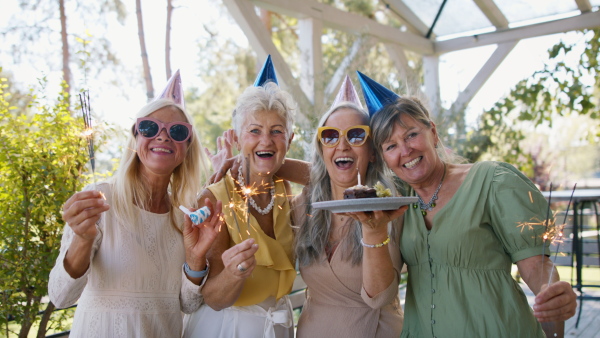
[367,94,577,337]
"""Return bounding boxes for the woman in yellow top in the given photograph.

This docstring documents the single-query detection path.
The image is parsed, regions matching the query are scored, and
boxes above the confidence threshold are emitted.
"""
[182,58,298,338]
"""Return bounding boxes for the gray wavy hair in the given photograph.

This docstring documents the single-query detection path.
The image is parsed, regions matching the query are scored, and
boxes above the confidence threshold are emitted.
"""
[295,102,400,266]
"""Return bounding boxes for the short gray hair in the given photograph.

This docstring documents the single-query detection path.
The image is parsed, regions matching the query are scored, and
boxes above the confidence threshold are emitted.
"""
[232,82,296,139]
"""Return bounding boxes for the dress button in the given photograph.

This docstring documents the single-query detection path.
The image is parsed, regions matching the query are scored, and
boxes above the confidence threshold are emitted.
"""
[429,258,433,263]
[431,304,435,309]
[431,289,435,293]
[431,273,435,278]
[431,319,436,325]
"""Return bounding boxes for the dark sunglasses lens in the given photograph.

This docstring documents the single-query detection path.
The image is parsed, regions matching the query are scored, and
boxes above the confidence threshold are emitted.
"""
[321,129,339,145]
[169,124,190,142]
[347,128,367,145]
[138,120,159,138]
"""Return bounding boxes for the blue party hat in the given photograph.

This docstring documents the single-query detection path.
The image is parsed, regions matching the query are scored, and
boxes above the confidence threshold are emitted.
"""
[331,75,363,110]
[356,71,399,116]
[254,55,278,87]
[156,69,185,108]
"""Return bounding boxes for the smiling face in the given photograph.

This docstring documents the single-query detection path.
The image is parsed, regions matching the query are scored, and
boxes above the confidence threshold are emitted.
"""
[321,108,372,190]
[380,114,441,188]
[136,106,189,178]
[236,110,292,179]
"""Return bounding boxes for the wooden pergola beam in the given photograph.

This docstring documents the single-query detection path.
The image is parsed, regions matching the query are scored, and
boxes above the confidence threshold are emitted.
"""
[473,0,509,28]
[253,0,434,54]
[435,10,600,54]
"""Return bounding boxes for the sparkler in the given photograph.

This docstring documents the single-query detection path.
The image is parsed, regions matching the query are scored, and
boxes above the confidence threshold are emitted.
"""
[79,90,96,188]
[224,174,243,239]
[244,155,251,235]
[547,183,577,285]
[541,182,553,281]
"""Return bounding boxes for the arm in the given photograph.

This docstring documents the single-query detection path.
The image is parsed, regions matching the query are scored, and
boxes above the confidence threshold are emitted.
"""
[276,158,310,186]
[180,195,224,313]
[348,206,407,307]
[198,191,260,310]
[517,255,577,336]
[49,190,108,308]
[210,157,311,186]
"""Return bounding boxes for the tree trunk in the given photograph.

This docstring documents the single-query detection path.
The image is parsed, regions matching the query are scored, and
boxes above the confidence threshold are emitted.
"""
[36,301,56,338]
[136,0,154,101]
[165,0,173,80]
[59,0,70,97]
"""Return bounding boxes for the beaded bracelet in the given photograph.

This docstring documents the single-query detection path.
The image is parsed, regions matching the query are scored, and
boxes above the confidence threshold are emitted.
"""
[360,236,390,248]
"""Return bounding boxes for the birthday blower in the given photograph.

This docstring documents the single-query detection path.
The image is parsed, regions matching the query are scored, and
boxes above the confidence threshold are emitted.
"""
[179,205,211,225]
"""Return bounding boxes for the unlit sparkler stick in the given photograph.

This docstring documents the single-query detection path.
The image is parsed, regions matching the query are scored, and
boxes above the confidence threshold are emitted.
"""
[79,91,96,188]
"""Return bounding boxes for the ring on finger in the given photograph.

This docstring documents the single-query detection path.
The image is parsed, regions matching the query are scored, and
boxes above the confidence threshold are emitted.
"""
[237,263,247,272]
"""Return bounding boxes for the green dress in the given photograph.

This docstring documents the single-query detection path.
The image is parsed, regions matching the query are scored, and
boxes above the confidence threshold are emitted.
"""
[400,161,547,338]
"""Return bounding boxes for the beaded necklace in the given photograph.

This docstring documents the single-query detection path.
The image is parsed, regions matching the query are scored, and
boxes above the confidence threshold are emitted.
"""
[414,163,446,216]
[237,170,276,215]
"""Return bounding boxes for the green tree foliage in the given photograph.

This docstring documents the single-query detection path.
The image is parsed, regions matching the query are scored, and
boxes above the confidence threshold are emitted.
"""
[0,75,90,337]
[460,29,600,184]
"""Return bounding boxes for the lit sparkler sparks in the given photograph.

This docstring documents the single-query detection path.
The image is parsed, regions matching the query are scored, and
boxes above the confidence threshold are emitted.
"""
[547,183,577,285]
[79,90,96,188]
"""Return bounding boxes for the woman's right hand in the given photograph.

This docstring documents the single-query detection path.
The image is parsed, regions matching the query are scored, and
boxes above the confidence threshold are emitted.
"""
[62,190,110,241]
[205,129,238,181]
[221,238,258,279]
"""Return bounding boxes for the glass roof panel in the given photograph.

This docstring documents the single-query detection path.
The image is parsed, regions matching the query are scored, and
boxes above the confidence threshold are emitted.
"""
[494,0,579,24]
[432,0,494,37]
[403,0,494,38]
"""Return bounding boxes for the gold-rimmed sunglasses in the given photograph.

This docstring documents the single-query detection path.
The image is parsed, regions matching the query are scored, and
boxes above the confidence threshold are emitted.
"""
[317,125,370,147]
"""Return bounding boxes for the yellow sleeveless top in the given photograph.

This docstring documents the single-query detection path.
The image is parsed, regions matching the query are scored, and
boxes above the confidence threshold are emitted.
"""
[208,171,296,306]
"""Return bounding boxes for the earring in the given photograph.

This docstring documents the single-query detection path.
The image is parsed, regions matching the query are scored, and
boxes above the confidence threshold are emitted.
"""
[282,158,286,164]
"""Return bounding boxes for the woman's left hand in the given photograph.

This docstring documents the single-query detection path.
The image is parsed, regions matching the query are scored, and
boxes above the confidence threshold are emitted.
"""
[533,281,577,322]
[183,198,224,270]
[345,206,408,233]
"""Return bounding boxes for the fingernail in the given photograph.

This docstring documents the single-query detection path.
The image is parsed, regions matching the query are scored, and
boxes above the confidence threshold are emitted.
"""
[252,244,258,249]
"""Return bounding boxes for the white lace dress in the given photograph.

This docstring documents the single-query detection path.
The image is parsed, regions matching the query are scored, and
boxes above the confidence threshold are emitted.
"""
[48,183,205,338]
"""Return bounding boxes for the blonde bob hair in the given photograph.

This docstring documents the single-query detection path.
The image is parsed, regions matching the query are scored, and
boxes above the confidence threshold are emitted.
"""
[109,98,210,232]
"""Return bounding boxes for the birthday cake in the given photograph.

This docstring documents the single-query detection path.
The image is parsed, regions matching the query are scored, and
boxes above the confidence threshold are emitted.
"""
[343,181,392,199]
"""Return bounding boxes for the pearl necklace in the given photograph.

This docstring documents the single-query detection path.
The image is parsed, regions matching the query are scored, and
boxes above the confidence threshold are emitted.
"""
[415,163,446,216]
[237,170,276,215]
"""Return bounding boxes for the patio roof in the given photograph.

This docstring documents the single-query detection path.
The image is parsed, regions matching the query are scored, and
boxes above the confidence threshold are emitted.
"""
[223,0,600,125]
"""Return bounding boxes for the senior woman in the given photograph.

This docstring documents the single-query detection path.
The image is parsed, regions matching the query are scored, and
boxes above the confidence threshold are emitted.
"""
[292,77,406,337]
[182,81,297,338]
[363,73,577,336]
[49,95,224,337]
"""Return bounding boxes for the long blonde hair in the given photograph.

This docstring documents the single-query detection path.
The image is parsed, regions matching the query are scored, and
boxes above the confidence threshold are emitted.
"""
[109,98,210,232]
